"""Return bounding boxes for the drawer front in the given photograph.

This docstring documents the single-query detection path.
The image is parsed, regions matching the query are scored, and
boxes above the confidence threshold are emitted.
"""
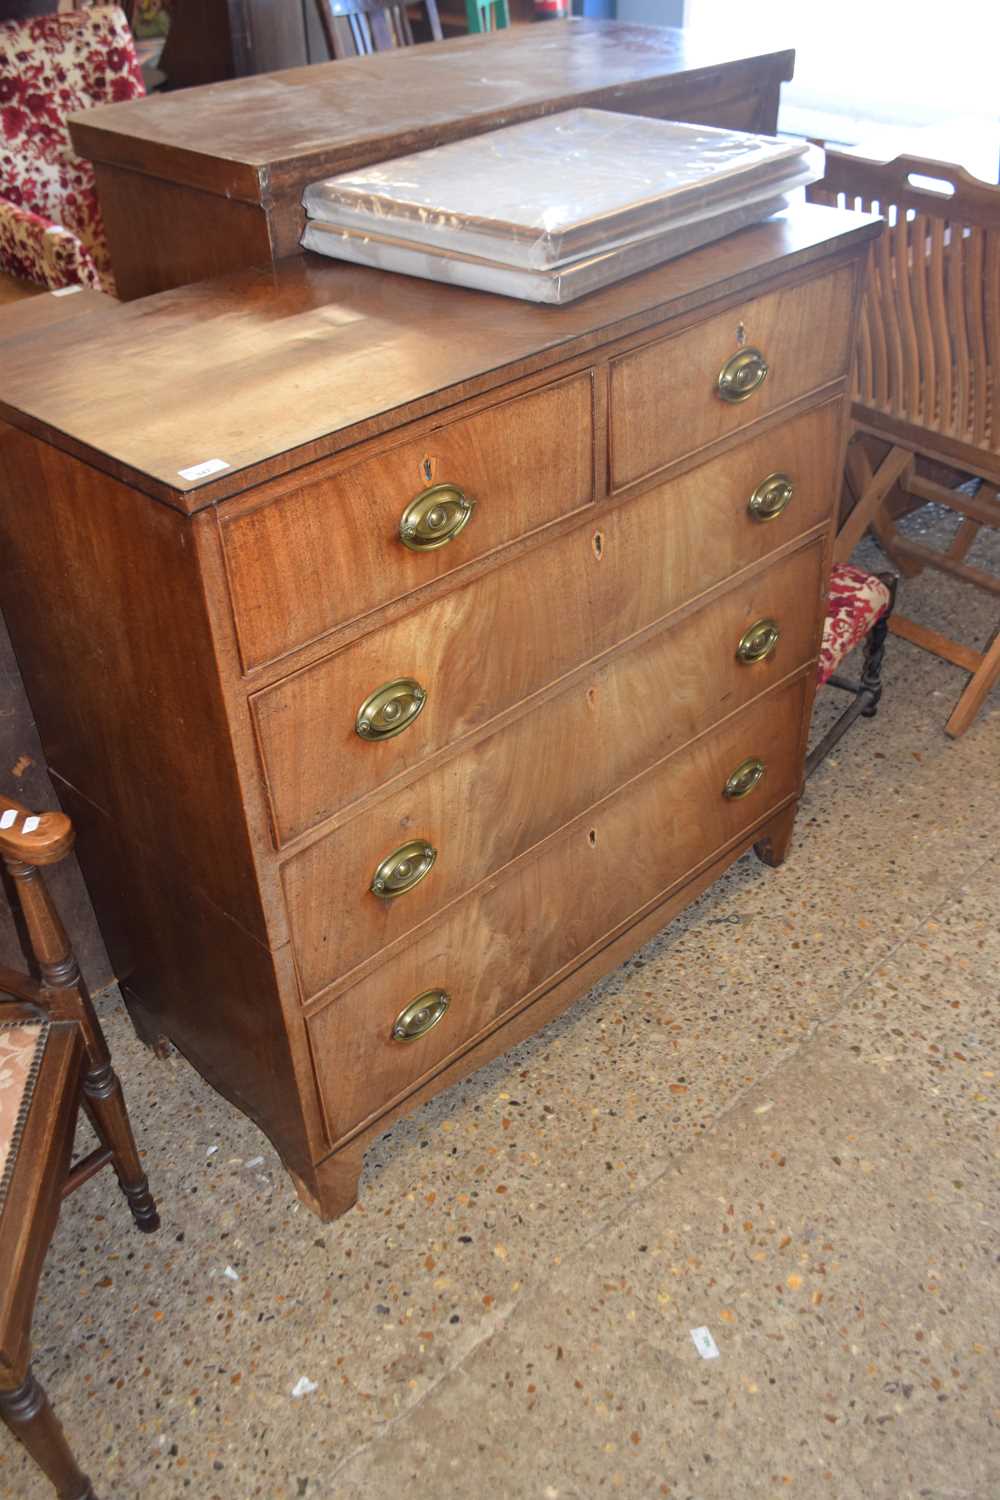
[255,400,839,846]
[285,539,825,1000]
[308,674,808,1145]
[610,265,855,490]
[222,372,596,669]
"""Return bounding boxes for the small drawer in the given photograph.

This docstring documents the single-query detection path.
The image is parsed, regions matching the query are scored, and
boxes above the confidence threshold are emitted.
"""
[254,399,839,846]
[221,371,596,669]
[609,265,856,490]
[307,674,808,1146]
[284,539,826,1000]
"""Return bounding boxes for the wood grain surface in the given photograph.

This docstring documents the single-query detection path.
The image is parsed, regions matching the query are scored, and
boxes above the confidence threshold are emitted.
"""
[307,673,809,1145]
[283,538,827,999]
[610,264,856,487]
[0,207,877,508]
[68,22,794,198]
[222,370,596,668]
[252,399,841,844]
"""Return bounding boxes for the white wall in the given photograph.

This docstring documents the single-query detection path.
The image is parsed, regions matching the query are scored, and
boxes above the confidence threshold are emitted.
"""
[615,0,685,25]
[684,0,1000,140]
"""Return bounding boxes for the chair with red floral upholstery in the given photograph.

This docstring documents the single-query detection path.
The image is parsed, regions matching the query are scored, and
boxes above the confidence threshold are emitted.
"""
[0,5,144,292]
[806,562,897,776]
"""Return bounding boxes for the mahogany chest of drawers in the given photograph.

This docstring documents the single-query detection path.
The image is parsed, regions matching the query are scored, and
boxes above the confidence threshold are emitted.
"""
[0,205,878,1218]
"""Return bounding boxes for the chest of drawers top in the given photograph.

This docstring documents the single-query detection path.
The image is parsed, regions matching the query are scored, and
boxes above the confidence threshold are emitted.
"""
[0,205,876,513]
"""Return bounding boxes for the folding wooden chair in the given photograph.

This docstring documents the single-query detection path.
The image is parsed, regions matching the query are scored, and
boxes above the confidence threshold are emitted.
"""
[0,799,159,1500]
[809,151,1000,736]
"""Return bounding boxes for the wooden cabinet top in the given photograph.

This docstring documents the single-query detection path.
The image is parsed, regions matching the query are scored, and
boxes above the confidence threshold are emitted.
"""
[68,21,794,202]
[0,205,875,513]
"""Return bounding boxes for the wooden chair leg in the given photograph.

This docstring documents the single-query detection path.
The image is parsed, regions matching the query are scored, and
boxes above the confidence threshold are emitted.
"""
[945,626,1000,738]
[81,1069,160,1233]
[858,573,896,718]
[0,1373,96,1500]
[947,515,981,562]
[838,442,918,570]
[6,859,160,1234]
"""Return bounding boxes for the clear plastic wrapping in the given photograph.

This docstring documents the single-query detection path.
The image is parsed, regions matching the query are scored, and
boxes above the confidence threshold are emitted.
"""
[302,109,820,271]
[302,192,794,305]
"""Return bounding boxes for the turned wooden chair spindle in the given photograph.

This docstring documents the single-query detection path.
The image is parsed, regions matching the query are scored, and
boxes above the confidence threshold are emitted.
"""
[808,150,1000,736]
[316,0,443,57]
[0,798,159,1500]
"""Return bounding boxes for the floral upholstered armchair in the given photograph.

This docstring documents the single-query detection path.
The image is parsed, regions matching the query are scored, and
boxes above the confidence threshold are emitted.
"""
[0,5,144,291]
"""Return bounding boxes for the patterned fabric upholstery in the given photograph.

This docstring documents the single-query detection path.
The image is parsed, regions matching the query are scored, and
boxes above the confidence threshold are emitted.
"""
[0,1019,48,1211]
[0,5,144,290]
[818,562,893,686]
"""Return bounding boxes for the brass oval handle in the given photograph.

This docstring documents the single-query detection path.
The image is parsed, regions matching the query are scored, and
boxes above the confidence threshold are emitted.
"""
[717,346,769,403]
[371,839,437,898]
[399,483,475,551]
[355,678,426,741]
[391,988,450,1043]
[723,757,767,800]
[747,472,794,523]
[736,618,780,665]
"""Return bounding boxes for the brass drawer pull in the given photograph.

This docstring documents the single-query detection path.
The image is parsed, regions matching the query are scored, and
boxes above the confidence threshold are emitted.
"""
[371,839,437,898]
[736,618,780,665]
[355,678,426,740]
[747,472,794,522]
[391,988,450,1043]
[399,483,475,551]
[723,757,766,800]
[717,346,769,403]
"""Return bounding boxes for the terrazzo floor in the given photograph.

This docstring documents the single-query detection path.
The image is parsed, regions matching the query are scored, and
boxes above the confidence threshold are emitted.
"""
[2,518,998,1500]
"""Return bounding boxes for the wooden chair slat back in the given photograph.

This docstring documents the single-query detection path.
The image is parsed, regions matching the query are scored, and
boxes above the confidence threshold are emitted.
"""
[318,0,442,58]
[809,150,1000,451]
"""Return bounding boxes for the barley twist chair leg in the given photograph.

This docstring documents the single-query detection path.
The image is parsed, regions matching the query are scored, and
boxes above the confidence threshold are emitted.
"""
[859,573,898,718]
[0,1373,96,1500]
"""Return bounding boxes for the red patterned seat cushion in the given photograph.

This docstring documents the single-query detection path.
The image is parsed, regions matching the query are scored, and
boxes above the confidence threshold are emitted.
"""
[818,562,892,686]
[0,5,143,290]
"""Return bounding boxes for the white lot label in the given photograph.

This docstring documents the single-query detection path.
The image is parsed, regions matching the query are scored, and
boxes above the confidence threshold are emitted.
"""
[178,458,230,481]
[690,1326,720,1360]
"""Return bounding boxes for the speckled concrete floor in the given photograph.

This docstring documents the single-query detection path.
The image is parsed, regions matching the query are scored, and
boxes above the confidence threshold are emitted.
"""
[3,517,997,1500]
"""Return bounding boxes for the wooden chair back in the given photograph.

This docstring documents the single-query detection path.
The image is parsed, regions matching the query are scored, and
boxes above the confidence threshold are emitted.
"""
[466,0,509,29]
[809,150,1000,460]
[316,0,443,57]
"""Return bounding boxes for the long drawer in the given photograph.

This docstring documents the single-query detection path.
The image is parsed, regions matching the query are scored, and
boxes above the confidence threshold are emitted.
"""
[284,539,826,1001]
[221,371,596,670]
[254,400,840,846]
[609,264,855,490]
[307,673,808,1146]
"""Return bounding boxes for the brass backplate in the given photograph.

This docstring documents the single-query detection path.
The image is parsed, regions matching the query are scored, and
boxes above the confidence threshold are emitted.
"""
[391,989,450,1043]
[736,618,780,664]
[717,346,769,403]
[371,839,437,898]
[747,472,794,522]
[723,757,767,800]
[399,483,475,552]
[355,678,426,741]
